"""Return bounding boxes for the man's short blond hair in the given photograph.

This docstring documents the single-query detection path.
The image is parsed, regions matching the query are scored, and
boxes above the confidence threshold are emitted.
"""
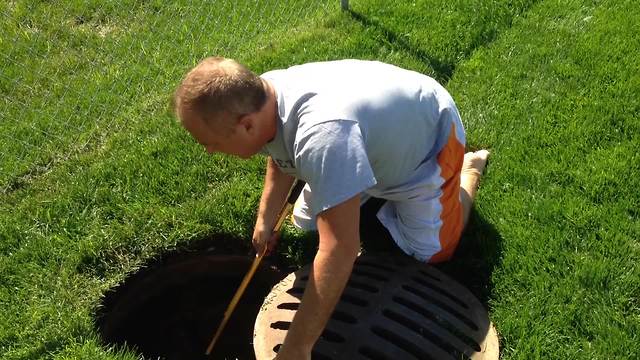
[173,57,266,129]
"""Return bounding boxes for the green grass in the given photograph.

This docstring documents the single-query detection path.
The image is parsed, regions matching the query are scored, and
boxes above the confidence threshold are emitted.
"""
[448,0,640,357]
[1,0,639,359]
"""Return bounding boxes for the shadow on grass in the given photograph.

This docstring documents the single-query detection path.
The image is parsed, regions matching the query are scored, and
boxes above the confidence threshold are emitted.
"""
[346,4,540,85]
[346,9,455,83]
[436,209,503,306]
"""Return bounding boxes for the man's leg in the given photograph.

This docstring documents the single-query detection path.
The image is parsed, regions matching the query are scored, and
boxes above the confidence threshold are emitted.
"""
[292,151,490,262]
[460,150,490,228]
[374,124,489,264]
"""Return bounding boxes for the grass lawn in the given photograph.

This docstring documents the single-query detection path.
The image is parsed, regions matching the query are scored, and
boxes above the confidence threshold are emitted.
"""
[1,0,638,359]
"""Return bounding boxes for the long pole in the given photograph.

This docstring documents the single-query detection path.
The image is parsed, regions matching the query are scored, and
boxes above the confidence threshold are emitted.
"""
[205,180,306,355]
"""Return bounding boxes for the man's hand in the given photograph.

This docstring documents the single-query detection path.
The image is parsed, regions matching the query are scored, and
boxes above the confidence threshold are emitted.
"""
[253,157,295,256]
[252,222,281,256]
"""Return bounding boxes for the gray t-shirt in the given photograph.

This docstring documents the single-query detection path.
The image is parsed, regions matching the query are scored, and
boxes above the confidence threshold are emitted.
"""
[261,60,464,216]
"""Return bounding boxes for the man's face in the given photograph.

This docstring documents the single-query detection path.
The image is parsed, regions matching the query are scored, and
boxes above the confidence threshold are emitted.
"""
[181,114,256,159]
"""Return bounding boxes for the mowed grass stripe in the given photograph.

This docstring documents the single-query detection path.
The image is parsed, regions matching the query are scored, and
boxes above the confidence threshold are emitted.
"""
[1,0,538,193]
[348,0,540,82]
[0,0,332,192]
[449,0,639,358]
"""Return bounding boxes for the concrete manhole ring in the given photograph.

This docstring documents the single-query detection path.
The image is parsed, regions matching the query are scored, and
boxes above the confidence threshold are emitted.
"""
[254,255,499,360]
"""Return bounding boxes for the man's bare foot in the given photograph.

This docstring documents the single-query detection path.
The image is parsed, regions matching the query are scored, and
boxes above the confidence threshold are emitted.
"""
[462,149,490,177]
[460,149,490,227]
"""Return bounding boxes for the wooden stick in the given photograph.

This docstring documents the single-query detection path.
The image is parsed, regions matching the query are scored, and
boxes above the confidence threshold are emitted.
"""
[205,180,305,356]
[205,246,267,355]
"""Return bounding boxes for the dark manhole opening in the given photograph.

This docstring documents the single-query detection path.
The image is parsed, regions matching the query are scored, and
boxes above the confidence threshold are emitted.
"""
[96,249,284,360]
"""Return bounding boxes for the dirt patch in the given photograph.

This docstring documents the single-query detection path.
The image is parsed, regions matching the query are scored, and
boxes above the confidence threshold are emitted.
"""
[96,252,284,360]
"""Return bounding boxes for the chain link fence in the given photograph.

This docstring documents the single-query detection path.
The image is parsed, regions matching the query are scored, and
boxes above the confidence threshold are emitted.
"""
[0,1,347,192]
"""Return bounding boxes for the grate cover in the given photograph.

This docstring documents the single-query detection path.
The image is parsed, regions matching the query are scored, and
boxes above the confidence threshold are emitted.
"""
[254,255,498,360]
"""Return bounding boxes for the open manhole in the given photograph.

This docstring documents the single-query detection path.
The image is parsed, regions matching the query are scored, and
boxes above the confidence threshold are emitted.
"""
[97,253,284,359]
[254,255,499,360]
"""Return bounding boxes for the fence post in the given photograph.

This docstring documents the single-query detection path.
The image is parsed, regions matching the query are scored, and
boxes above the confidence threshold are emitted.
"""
[341,0,349,11]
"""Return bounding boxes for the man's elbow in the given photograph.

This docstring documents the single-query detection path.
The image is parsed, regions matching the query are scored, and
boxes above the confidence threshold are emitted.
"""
[316,194,362,262]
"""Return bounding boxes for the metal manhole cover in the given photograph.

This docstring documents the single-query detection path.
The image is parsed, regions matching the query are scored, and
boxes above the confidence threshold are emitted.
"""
[254,255,499,360]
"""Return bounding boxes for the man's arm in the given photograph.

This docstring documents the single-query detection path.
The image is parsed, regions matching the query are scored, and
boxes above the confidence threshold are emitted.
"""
[275,194,361,359]
[253,157,295,255]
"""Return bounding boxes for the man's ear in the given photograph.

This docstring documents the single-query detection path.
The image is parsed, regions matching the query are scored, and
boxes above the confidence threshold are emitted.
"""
[237,113,256,134]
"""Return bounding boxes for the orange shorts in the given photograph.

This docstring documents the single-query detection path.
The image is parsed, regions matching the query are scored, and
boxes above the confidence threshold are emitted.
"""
[428,123,465,263]
[376,122,465,263]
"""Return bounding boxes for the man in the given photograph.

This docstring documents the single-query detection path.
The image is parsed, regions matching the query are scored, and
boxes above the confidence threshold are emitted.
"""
[173,57,489,359]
